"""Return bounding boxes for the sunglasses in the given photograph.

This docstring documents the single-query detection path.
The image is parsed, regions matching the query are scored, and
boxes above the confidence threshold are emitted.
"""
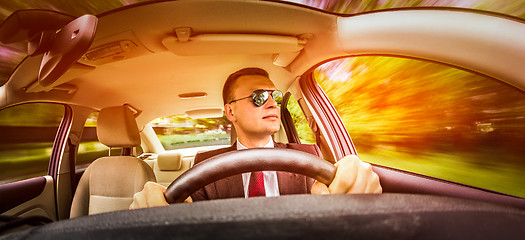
[229,89,283,107]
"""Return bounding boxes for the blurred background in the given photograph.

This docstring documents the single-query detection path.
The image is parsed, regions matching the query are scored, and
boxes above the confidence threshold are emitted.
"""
[311,56,525,198]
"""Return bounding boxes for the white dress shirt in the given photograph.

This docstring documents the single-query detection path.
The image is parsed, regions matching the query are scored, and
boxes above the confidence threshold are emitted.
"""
[237,139,280,198]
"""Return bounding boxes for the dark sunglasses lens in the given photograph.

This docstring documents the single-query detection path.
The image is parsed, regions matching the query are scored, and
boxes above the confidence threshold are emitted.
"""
[272,90,283,104]
[252,91,268,107]
[252,90,283,107]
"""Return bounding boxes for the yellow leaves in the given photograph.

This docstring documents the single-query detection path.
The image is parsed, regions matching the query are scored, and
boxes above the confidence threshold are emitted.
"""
[314,55,525,156]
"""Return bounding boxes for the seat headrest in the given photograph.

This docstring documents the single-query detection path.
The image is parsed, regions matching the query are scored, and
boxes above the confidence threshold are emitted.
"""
[97,106,140,148]
[157,151,182,171]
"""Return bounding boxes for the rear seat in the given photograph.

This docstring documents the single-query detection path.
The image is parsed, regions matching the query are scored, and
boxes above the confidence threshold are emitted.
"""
[141,145,230,187]
[149,151,193,187]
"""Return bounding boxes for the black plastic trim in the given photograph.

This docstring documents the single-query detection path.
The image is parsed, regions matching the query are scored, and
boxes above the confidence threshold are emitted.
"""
[280,92,300,144]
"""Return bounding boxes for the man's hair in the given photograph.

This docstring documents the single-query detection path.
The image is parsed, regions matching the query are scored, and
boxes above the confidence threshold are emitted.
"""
[222,67,269,104]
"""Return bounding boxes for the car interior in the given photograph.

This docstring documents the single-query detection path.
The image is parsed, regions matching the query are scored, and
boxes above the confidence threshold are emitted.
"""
[0,0,524,238]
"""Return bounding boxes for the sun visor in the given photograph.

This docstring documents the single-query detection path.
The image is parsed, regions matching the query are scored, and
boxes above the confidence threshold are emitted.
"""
[0,10,73,44]
[38,14,97,87]
[162,34,304,56]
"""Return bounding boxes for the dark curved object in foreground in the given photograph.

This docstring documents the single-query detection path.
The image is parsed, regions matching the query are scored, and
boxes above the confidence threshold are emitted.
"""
[3,194,524,239]
[165,148,336,203]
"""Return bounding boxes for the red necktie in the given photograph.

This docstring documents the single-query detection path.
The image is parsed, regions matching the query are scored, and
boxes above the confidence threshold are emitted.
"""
[248,171,266,197]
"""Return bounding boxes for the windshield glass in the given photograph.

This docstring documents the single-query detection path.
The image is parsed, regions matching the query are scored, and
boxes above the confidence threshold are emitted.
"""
[284,0,525,16]
[151,114,231,150]
[1,0,524,86]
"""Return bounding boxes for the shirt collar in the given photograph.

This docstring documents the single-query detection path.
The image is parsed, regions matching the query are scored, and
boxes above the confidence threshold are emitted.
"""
[236,138,274,150]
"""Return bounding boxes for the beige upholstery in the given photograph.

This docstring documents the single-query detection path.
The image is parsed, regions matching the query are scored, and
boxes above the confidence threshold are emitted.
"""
[144,157,155,169]
[97,106,141,148]
[153,151,192,187]
[70,106,156,218]
[157,151,182,171]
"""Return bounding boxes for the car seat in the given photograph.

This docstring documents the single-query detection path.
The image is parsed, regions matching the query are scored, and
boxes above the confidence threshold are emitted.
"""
[70,106,156,218]
[152,151,192,187]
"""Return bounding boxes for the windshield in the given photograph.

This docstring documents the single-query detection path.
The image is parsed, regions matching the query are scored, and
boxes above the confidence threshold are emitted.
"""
[151,114,231,150]
[0,0,524,86]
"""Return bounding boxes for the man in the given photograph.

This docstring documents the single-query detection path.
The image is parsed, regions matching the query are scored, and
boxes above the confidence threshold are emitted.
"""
[130,68,381,208]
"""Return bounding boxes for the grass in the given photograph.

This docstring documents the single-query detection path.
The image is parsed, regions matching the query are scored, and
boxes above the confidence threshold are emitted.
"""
[359,149,525,198]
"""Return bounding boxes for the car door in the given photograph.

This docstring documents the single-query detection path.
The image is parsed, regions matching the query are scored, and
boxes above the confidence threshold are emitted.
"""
[0,102,70,221]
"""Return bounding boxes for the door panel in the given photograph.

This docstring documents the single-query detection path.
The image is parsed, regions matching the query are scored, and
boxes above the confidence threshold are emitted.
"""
[1,176,56,220]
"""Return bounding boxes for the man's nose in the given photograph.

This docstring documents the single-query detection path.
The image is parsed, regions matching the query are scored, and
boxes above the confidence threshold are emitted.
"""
[265,94,279,109]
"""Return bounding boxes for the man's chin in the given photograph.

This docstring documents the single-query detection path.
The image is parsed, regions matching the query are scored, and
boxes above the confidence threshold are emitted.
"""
[267,127,281,135]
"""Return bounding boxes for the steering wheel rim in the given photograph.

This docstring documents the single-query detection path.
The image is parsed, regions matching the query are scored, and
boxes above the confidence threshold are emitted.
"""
[164,148,336,203]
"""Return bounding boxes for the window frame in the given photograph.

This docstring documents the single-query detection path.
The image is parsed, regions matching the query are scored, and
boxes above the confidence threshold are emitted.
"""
[48,104,72,179]
[299,71,357,161]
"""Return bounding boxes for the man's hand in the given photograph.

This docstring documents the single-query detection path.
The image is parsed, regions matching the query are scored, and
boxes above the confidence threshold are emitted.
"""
[130,181,193,209]
[130,181,169,209]
[311,155,382,195]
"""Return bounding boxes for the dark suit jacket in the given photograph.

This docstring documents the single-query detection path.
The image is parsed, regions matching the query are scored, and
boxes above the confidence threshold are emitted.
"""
[190,142,322,201]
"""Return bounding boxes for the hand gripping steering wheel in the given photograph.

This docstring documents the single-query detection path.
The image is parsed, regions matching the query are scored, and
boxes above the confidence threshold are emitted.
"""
[164,148,336,203]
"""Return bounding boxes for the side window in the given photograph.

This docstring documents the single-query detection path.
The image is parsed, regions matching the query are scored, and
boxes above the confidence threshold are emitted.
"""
[0,103,64,183]
[286,94,316,144]
[314,56,525,198]
[152,114,231,150]
[76,111,120,169]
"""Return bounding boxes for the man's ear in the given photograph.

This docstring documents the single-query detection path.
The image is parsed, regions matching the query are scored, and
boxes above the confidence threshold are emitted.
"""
[224,104,236,122]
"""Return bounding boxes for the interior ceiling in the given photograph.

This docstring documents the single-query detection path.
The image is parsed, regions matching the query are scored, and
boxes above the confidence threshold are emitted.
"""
[46,0,336,125]
[3,0,525,126]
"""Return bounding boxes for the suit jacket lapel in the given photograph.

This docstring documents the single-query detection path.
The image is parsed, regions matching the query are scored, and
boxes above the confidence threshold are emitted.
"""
[208,141,310,198]
[214,174,244,199]
[217,141,288,198]
[229,142,243,197]
[211,142,244,199]
[274,142,312,195]
[274,142,293,195]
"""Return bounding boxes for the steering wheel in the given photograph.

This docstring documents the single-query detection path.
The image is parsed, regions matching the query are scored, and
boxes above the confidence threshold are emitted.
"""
[164,148,336,203]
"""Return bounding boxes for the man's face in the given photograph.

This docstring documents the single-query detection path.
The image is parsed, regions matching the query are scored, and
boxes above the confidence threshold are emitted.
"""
[227,75,281,139]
